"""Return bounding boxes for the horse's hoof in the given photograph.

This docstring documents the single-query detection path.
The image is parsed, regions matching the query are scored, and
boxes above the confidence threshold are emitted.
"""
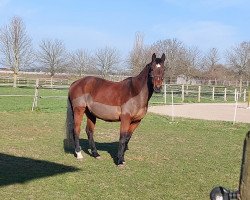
[118,163,125,168]
[117,159,125,167]
[75,151,83,160]
[92,152,101,159]
[95,156,101,160]
[76,155,83,160]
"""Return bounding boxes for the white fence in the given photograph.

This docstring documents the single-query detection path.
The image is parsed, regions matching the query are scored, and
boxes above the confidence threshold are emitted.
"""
[0,77,249,110]
[0,76,70,88]
[0,74,129,87]
[165,84,248,103]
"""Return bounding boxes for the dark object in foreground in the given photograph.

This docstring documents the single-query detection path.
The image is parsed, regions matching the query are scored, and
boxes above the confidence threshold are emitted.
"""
[210,186,239,200]
[210,131,250,200]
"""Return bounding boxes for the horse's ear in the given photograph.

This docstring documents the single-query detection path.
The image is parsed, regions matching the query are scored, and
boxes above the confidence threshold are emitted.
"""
[161,53,166,62]
[152,53,156,62]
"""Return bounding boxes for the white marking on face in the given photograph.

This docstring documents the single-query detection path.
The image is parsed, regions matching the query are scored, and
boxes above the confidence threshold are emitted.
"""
[156,64,161,68]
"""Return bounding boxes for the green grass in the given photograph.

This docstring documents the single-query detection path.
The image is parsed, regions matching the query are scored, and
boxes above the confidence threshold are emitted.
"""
[0,86,250,200]
[0,86,68,112]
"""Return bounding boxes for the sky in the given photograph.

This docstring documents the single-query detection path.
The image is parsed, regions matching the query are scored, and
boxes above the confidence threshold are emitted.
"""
[0,0,250,59]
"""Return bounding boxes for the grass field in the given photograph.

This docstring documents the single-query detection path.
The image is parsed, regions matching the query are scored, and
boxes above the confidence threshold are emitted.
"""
[0,86,250,200]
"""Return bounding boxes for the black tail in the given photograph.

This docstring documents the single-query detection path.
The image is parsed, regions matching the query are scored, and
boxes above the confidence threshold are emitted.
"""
[64,96,74,152]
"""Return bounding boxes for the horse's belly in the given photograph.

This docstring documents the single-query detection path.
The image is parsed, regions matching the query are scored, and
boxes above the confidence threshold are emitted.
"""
[88,102,121,121]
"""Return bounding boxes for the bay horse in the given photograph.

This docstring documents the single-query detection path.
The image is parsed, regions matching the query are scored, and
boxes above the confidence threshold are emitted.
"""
[66,53,165,166]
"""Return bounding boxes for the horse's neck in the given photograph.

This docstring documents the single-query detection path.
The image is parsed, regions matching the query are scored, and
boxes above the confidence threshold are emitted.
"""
[132,64,154,102]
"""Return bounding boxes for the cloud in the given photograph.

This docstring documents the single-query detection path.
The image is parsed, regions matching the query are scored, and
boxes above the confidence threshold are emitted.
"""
[152,20,237,51]
[30,24,132,56]
[178,21,236,49]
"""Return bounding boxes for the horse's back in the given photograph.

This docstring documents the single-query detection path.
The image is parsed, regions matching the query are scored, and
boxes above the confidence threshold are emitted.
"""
[69,76,133,106]
[69,76,106,97]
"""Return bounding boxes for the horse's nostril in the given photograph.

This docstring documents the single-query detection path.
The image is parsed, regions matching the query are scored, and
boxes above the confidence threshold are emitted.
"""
[154,86,162,93]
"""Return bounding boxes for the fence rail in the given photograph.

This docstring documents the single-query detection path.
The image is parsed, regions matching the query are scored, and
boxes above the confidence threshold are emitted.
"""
[0,77,250,110]
[164,84,248,103]
[0,74,129,87]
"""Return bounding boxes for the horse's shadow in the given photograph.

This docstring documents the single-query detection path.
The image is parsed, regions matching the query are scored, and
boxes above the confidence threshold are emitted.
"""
[0,153,79,187]
[64,139,119,164]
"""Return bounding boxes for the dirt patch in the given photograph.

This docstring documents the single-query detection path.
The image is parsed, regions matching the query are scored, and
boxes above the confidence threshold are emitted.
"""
[148,103,250,123]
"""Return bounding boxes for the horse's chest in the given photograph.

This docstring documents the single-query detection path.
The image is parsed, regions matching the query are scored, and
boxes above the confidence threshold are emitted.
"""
[121,93,148,120]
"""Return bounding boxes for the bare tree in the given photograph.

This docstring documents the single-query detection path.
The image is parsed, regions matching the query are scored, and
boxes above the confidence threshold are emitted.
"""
[181,46,202,81]
[202,48,220,69]
[226,41,250,78]
[94,46,120,78]
[226,41,250,92]
[0,16,34,87]
[37,39,68,79]
[201,48,221,83]
[129,32,152,76]
[69,49,92,76]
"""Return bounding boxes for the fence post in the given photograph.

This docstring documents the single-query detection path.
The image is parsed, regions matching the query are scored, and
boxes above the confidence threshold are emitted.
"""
[239,132,250,200]
[171,90,174,122]
[32,79,39,111]
[224,88,227,101]
[198,86,201,102]
[164,83,167,104]
[248,91,250,108]
[212,87,215,101]
[233,92,238,124]
[243,89,246,102]
[181,85,184,102]
[50,76,53,89]
[234,89,237,102]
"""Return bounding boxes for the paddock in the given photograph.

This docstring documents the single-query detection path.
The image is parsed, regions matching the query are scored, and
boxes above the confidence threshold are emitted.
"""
[0,86,250,199]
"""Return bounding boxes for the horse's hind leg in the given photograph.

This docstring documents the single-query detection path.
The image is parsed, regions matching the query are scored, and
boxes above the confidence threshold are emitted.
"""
[86,113,100,158]
[73,106,85,159]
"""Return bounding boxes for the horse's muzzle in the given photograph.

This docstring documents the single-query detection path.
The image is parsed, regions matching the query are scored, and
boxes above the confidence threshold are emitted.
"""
[154,86,162,93]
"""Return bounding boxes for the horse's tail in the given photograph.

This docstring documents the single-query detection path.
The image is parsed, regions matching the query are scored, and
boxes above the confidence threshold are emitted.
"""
[64,96,74,152]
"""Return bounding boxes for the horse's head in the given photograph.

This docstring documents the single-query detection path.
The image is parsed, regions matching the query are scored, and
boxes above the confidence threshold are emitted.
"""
[150,53,165,93]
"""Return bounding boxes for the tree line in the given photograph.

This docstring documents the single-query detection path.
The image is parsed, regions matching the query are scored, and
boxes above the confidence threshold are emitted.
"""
[0,16,250,88]
[130,33,250,86]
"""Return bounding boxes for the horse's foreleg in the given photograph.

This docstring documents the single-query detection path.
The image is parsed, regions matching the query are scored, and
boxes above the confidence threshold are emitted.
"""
[73,106,85,160]
[86,115,100,159]
[125,120,141,151]
[118,133,129,166]
[118,114,131,166]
